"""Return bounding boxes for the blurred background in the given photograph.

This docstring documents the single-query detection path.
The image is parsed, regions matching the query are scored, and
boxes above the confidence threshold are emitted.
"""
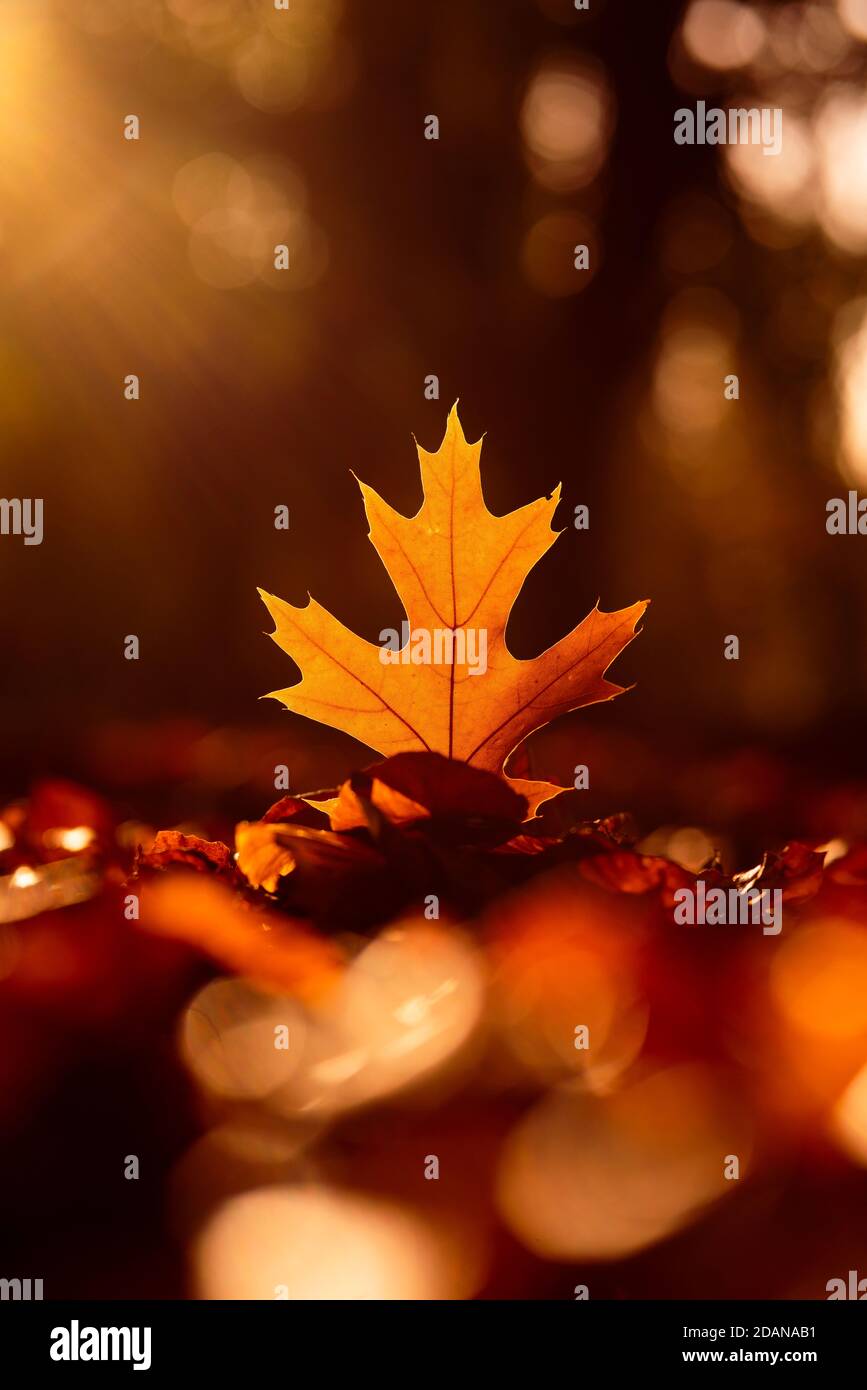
[2,0,867,854]
[4,0,867,1305]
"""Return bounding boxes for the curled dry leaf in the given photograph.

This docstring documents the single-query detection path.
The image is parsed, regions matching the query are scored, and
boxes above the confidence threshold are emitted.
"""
[259,406,648,816]
[329,751,528,833]
[235,820,383,893]
[260,795,330,829]
[732,842,825,904]
[137,830,242,886]
[579,850,696,905]
[234,822,296,893]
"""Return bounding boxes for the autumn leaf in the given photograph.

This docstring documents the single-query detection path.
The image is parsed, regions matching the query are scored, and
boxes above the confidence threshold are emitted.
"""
[139,874,342,999]
[259,405,648,815]
[235,819,383,893]
[137,830,242,884]
[328,752,528,834]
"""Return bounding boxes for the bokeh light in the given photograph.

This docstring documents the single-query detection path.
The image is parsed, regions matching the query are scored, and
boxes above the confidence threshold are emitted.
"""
[725,112,815,225]
[814,87,867,251]
[182,977,308,1101]
[652,290,737,440]
[521,57,613,191]
[834,296,867,486]
[487,876,647,1086]
[837,0,867,43]
[497,1064,753,1260]
[181,920,484,1117]
[832,1060,867,1165]
[771,918,867,1041]
[681,1,766,72]
[193,1184,470,1299]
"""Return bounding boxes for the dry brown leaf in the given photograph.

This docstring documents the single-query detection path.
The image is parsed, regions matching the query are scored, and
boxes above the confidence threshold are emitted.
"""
[137,830,240,883]
[235,819,383,892]
[330,751,528,833]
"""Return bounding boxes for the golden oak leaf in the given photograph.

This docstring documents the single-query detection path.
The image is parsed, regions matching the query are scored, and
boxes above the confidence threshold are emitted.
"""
[259,406,648,816]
